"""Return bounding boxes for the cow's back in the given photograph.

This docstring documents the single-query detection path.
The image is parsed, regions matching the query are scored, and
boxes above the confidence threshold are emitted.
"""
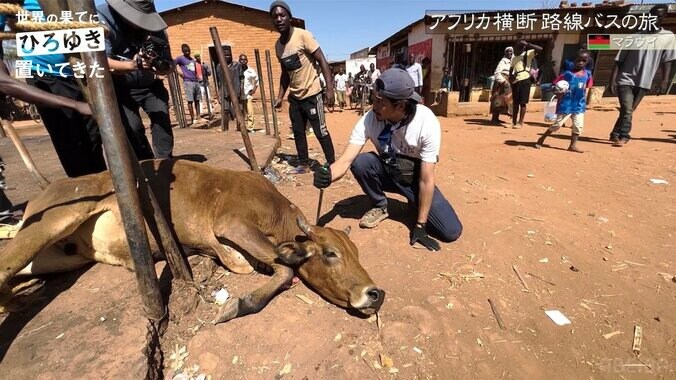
[141,160,298,244]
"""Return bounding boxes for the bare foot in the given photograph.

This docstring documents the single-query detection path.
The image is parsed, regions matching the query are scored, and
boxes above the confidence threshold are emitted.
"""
[568,146,584,153]
[512,123,522,129]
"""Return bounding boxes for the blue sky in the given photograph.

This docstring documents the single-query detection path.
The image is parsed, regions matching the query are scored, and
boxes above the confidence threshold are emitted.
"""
[152,0,552,61]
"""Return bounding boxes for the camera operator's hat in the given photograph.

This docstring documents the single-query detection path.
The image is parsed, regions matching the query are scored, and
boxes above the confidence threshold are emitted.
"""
[374,68,422,103]
[107,0,167,32]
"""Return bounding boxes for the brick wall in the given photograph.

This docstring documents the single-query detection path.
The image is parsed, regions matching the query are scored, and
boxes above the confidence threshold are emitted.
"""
[162,2,288,102]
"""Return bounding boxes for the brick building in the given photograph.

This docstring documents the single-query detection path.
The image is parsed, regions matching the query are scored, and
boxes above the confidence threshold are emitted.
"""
[160,0,306,102]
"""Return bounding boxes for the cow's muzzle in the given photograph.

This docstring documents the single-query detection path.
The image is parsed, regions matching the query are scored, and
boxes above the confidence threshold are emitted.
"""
[353,286,385,315]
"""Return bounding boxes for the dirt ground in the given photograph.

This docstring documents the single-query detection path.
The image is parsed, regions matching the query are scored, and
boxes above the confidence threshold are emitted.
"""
[0,96,675,379]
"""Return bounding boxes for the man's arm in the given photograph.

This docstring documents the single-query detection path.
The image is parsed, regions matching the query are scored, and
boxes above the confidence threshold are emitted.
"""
[175,60,184,78]
[609,62,620,95]
[656,61,673,95]
[275,65,290,108]
[312,47,334,106]
[328,143,363,182]
[0,62,91,115]
[526,42,543,53]
[416,162,435,224]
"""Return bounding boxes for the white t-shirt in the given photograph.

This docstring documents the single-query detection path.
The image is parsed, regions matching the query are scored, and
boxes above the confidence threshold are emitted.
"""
[406,62,423,87]
[243,68,259,99]
[348,104,440,163]
[335,73,348,91]
[370,69,381,83]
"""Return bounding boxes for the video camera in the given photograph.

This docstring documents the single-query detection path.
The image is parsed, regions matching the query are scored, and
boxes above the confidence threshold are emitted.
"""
[139,35,172,74]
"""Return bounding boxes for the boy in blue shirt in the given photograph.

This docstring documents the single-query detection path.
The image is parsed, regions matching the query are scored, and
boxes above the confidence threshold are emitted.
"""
[535,51,593,153]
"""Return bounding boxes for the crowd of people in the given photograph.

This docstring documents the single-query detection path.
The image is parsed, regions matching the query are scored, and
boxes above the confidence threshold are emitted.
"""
[1,1,673,252]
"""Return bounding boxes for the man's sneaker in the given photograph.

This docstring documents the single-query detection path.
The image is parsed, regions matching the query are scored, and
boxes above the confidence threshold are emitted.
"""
[359,207,389,229]
[610,136,620,144]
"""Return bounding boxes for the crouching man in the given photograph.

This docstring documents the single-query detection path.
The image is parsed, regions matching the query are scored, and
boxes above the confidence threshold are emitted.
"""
[313,69,462,251]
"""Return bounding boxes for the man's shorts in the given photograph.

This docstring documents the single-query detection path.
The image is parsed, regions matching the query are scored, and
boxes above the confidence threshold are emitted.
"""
[511,78,532,105]
[336,90,345,104]
[183,81,201,102]
[549,113,584,135]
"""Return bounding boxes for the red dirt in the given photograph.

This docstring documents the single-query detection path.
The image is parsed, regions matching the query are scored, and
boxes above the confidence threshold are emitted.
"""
[1,97,675,379]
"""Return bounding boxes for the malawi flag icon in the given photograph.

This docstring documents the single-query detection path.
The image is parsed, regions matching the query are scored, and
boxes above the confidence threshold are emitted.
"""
[588,34,611,50]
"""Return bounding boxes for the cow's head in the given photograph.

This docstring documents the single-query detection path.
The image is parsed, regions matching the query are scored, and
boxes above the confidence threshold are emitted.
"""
[275,216,385,315]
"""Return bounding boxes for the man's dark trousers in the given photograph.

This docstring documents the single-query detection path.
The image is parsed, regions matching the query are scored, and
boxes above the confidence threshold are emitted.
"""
[610,85,647,140]
[350,152,462,242]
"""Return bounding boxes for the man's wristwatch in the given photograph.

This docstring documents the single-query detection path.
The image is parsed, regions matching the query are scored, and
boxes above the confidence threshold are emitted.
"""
[415,222,426,228]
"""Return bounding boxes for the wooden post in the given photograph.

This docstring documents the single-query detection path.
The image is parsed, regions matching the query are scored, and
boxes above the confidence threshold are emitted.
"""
[265,50,280,138]
[210,27,260,173]
[66,0,164,322]
[254,49,271,135]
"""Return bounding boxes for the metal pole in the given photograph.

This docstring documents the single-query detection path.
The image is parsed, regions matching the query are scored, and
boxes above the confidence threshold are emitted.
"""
[68,0,164,321]
[254,49,271,135]
[210,27,260,173]
[0,119,50,190]
[265,50,279,137]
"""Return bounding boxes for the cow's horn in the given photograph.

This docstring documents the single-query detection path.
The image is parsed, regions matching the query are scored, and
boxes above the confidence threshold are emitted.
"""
[296,216,313,236]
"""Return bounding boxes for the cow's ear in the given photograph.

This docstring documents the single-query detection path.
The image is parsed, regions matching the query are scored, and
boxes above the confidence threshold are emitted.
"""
[276,242,317,265]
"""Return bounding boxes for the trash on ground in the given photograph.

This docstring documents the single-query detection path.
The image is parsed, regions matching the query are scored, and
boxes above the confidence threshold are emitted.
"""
[603,331,622,339]
[545,310,571,326]
[649,179,669,185]
[632,326,643,356]
[213,288,230,305]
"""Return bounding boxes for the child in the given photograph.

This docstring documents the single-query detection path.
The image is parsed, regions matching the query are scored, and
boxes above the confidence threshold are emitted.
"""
[536,51,593,153]
[432,66,453,105]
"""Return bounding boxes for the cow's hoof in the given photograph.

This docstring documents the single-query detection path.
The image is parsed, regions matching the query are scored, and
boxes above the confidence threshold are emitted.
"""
[212,297,241,324]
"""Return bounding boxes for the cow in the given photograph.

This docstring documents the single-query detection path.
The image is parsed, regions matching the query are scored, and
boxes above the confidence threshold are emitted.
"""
[0,159,385,323]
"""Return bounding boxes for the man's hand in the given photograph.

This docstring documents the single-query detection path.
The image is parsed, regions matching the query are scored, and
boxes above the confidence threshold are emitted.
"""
[410,223,441,251]
[133,54,152,71]
[325,89,335,107]
[609,82,617,96]
[74,101,92,116]
[655,80,669,95]
[274,98,283,109]
[313,164,332,189]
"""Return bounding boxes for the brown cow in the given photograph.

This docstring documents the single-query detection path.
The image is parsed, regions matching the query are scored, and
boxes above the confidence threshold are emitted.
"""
[0,159,385,323]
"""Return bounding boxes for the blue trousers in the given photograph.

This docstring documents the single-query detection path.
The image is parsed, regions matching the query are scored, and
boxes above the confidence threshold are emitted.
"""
[350,152,462,242]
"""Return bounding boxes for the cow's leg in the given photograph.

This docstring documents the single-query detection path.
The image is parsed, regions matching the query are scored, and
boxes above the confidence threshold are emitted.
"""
[212,224,293,324]
[0,208,96,302]
[207,238,255,275]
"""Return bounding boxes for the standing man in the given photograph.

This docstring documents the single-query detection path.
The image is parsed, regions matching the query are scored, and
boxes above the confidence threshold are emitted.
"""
[2,0,106,177]
[215,49,244,131]
[175,44,204,125]
[312,69,462,251]
[369,63,381,84]
[510,40,542,128]
[239,54,259,132]
[406,54,423,96]
[609,4,674,146]
[334,67,348,112]
[97,0,174,160]
[195,53,213,116]
[271,1,336,174]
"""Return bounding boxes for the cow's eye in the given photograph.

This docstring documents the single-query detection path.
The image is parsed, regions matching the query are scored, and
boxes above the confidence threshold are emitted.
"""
[324,251,338,259]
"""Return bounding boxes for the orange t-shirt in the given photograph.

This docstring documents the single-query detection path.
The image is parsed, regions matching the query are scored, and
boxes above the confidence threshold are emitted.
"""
[275,27,322,100]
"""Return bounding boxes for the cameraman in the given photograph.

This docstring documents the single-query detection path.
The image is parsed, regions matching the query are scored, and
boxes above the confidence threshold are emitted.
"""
[97,0,174,159]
